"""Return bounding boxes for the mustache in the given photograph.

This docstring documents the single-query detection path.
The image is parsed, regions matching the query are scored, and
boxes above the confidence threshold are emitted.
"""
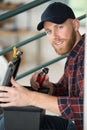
[53,38,65,43]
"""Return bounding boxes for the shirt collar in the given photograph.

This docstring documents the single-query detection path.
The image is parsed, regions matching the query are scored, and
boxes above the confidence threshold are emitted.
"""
[68,34,85,58]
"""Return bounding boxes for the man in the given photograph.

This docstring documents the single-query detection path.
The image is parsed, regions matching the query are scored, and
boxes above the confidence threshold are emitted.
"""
[0,2,84,130]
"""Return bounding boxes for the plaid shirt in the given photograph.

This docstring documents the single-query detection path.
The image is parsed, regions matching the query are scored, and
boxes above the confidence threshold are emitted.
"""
[53,35,85,130]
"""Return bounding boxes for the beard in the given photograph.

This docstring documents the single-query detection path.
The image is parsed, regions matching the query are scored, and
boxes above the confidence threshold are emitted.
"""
[54,29,77,55]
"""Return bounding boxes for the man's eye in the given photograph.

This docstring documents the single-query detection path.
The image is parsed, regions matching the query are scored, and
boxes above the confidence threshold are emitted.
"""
[46,30,51,34]
[58,25,63,29]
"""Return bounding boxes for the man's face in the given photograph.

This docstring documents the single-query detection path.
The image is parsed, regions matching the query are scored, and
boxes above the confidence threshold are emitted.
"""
[44,19,78,55]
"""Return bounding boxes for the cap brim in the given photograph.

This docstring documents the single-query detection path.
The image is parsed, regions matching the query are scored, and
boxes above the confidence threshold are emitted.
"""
[37,21,44,31]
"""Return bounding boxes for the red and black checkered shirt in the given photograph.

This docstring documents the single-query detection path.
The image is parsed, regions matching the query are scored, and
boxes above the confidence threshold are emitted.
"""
[53,35,85,130]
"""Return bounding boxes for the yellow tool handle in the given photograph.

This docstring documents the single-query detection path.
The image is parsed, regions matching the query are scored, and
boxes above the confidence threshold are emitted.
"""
[13,46,17,58]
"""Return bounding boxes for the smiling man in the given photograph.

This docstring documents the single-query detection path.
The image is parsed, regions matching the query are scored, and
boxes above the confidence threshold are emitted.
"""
[44,19,80,55]
[0,2,84,130]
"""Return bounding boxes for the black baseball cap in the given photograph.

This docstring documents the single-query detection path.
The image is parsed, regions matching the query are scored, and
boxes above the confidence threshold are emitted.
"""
[37,2,75,30]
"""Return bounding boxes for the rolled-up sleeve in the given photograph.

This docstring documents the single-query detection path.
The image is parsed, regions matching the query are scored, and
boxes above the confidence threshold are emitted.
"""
[58,96,83,120]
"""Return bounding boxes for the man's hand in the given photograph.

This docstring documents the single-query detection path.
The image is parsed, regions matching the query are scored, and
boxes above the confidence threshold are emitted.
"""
[30,70,50,89]
[0,78,60,115]
[30,71,54,94]
[0,77,34,107]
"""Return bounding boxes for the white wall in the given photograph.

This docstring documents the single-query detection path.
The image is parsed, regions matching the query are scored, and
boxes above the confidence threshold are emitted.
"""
[4,0,33,3]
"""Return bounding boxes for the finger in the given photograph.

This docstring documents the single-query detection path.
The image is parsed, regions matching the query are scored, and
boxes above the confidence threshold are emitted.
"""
[11,77,16,85]
[11,77,17,86]
[43,74,49,81]
[0,92,9,98]
[30,76,40,87]
[35,73,41,81]
[0,102,14,108]
[0,98,10,103]
[0,86,11,92]
[31,82,40,90]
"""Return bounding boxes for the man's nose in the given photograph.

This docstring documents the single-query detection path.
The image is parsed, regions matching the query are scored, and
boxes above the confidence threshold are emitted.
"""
[52,29,60,39]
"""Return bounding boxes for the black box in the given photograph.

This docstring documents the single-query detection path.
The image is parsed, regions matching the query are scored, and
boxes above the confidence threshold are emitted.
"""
[4,106,45,130]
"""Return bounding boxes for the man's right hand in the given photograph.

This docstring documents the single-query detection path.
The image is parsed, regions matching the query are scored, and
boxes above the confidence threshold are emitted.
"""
[30,71,54,94]
[30,71,49,90]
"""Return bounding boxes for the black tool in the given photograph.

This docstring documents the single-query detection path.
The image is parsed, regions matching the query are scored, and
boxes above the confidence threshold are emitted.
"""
[36,68,49,86]
[1,49,23,87]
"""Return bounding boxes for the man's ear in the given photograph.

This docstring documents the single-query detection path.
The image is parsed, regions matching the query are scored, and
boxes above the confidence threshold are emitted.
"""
[73,19,80,31]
